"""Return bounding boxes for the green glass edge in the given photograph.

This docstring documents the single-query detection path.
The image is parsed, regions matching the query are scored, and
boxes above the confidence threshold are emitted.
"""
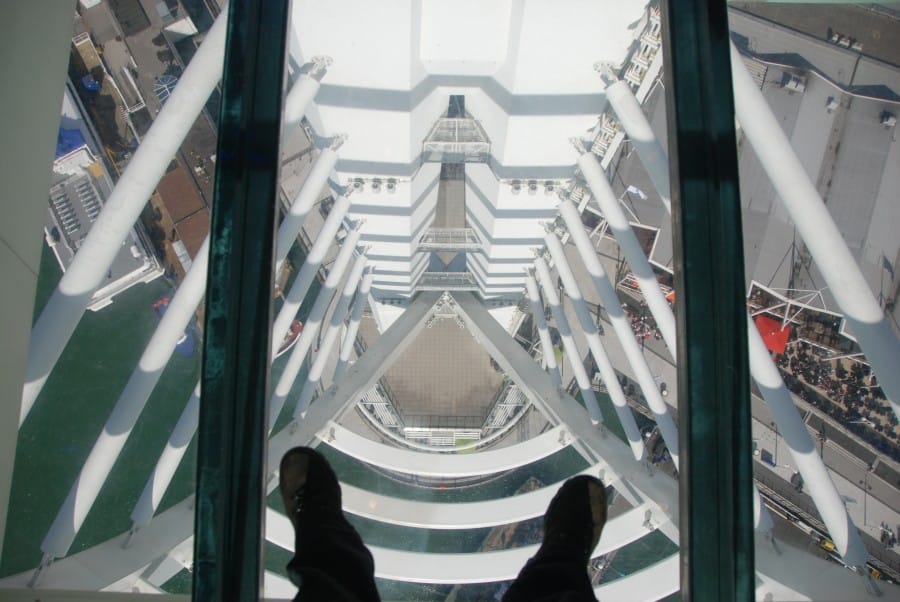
[193,0,290,600]
[661,0,755,600]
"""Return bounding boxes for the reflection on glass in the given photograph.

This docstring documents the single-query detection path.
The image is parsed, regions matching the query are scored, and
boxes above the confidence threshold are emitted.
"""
[2,1,899,601]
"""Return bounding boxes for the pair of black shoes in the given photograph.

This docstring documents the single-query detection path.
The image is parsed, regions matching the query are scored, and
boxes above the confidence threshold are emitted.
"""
[280,447,607,559]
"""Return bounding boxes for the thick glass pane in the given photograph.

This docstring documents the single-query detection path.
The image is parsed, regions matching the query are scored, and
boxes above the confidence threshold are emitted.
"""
[261,2,685,600]
[728,2,900,599]
[1,0,227,596]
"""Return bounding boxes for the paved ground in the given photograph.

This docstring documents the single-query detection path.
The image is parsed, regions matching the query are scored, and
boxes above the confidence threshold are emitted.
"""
[359,315,505,427]
[731,3,900,67]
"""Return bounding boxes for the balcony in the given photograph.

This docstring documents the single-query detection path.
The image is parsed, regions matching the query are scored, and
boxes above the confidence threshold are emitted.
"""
[422,117,491,163]
[417,227,482,252]
[416,271,479,291]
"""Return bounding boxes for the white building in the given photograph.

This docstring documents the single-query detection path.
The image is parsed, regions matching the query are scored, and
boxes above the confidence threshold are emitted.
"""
[47,86,162,311]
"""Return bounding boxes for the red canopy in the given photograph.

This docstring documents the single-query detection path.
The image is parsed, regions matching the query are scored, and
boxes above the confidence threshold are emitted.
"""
[754,314,791,354]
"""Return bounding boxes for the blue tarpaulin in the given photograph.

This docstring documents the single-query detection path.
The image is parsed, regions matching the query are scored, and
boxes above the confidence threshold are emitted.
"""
[56,128,86,160]
[81,73,101,92]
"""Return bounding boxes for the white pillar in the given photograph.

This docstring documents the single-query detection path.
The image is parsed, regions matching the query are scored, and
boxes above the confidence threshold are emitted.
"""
[270,193,353,357]
[295,254,369,417]
[524,275,563,388]
[40,68,334,551]
[331,269,374,384]
[603,78,671,214]
[20,8,229,425]
[130,382,200,529]
[577,151,677,358]
[545,230,646,461]
[39,238,208,559]
[754,485,773,533]
[282,57,330,136]
[747,314,868,566]
[275,141,342,272]
[532,259,603,425]
[730,43,900,419]
[271,228,362,430]
[559,199,679,467]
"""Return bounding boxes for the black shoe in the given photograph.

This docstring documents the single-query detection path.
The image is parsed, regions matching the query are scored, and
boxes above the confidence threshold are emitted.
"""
[542,475,607,562]
[279,447,342,528]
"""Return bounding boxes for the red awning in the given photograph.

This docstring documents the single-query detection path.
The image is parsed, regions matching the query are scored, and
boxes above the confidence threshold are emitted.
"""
[754,314,791,354]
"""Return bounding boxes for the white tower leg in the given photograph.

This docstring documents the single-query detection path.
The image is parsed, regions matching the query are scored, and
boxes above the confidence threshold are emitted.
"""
[747,314,868,566]
[130,382,201,530]
[38,62,332,554]
[524,275,563,387]
[282,57,331,136]
[39,237,207,559]
[295,254,369,417]
[20,8,229,425]
[545,230,646,461]
[270,227,362,430]
[532,259,603,425]
[275,141,342,271]
[603,78,671,214]
[270,193,353,356]
[558,199,679,467]
[730,42,900,419]
[331,269,374,384]
[577,151,677,357]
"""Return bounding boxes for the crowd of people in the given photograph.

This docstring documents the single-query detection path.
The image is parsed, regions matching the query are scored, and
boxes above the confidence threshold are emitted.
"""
[774,340,900,463]
[624,301,663,346]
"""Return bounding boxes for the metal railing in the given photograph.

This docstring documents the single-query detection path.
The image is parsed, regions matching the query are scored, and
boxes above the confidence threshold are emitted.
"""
[416,271,479,291]
[417,227,482,251]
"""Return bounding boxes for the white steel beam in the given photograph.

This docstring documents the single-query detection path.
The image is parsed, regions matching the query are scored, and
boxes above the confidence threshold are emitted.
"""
[265,504,666,583]
[294,255,369,416]
[524,274,563,387]
[282,57,330,136]
[20,8,228,425]
[558,199,680,467]
[747,314,868,567]
[270,227,362,430]
[40,85,331,558]
[730,42,900,420]
[331,269,373,384]
[335,466,612,528]
[451,292,680,538]
[275,142,342,272]
[577,151,677,357]
[603,77,672,214]
[319,422,571,478]
[130,383,199,530]
[39,238,208,559]
[544,229,646,461]
[532,259,603,425]
[270,192,352,358]
[267,292,442,476]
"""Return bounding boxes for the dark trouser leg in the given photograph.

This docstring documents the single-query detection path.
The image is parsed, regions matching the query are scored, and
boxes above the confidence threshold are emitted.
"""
[501,547,598,602]
[281,447,380,602]
[503,476,602,602]
[287,509,380,602]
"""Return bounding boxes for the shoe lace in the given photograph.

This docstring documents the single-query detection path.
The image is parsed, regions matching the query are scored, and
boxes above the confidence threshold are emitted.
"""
[291,486,306,515]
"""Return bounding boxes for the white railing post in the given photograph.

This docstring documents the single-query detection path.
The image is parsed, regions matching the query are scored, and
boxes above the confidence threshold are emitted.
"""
[532,258,603,426]
[21,8,229,425]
